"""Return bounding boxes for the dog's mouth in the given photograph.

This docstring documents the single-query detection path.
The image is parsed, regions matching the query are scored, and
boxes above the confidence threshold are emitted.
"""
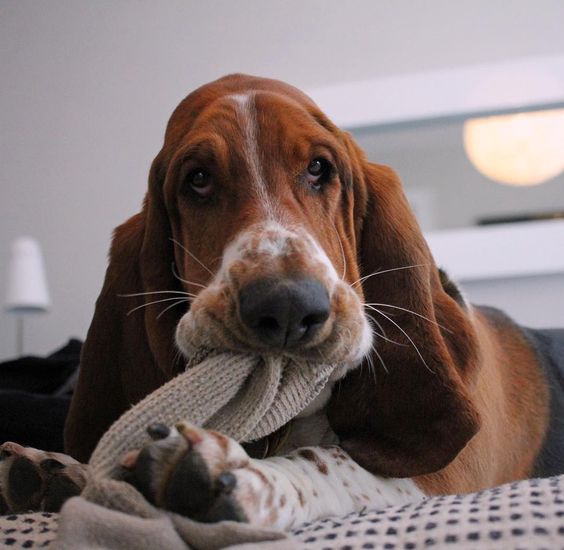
[175,277,373,378]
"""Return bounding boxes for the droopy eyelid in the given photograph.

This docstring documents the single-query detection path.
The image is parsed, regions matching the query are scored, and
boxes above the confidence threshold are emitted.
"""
[181,143,218,167]
[177,134,230,168]
[309,141,339,164]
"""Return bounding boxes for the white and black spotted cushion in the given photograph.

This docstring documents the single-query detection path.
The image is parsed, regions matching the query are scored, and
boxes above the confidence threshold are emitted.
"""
[0,512,58,549]
[286,476,564,549]
[1,476,564,549]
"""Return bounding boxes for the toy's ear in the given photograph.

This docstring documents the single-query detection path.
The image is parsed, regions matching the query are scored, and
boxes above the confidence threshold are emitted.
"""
[65,156,185,462]
[327,161,481,478]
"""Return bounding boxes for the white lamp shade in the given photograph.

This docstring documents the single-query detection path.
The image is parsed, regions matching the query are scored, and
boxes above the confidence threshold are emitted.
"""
[463,109,564,186]
[5,237,51,313]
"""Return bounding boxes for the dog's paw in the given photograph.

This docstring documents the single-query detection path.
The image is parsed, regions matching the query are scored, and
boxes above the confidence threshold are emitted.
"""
[121,422,278,525]
[0,442,87,513]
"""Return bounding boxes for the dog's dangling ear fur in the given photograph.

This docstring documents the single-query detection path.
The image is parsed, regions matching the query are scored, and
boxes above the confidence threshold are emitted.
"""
[327,160,481,478]
[65,155,185,462]
[139,156,187,377]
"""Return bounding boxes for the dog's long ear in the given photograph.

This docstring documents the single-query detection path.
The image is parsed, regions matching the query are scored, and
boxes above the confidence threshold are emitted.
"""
[65,155,184,462]
[327,161,481,478]
[138,155,187,375]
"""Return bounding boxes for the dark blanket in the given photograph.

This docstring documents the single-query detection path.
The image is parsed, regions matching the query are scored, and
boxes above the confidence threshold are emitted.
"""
[524,327,564,477]
[0,340,82,452]
[476,306,564,478]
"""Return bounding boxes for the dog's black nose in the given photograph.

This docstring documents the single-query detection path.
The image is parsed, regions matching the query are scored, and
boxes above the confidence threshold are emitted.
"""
[239,277,330,348]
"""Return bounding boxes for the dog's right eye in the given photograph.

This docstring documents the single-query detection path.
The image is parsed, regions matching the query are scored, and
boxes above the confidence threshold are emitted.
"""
[188,170,214,198]
[306,158,332,190]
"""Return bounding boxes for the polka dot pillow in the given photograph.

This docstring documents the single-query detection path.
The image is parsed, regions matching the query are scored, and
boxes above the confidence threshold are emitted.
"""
[2,475,564,548]
[288,475,564,549]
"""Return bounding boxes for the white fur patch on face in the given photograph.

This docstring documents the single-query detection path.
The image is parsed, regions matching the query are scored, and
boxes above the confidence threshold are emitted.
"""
[215,221,339,285]
[353,315,374,364]
[254,228,291,257]
[229,93,275,219]
[303,233,340,286]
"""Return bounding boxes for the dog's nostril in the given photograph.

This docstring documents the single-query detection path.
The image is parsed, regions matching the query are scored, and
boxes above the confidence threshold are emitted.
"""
[255,316,280,332]
[239,277,330,348]
[302,313,328,328]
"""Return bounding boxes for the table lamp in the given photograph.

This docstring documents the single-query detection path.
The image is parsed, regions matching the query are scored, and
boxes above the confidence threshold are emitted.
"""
[4,237,51,356]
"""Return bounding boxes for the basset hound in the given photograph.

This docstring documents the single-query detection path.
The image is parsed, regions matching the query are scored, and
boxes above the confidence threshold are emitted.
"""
[1,74,563,527]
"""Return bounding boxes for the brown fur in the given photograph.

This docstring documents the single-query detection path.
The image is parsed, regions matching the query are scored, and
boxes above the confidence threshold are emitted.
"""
[415,309,548,495]
[298,449,329,475]
[65,75,550,497]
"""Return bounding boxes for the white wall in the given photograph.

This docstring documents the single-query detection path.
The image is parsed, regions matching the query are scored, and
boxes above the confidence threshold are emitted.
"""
[424,221,564,328]
[2,0,564,358]
[462,275,564,329]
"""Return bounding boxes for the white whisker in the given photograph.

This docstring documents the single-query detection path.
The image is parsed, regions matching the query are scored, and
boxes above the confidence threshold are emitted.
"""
[366,302,450,332]
[157,298,190,319]
[371,307,435,374]
[119,290,195,298]
[170,238,214,277]
[364,308,389,338]
[370,342,389,374]
[351,264,427,288]
[364,312,406,346]
[171,262,207,289]
[126,296,192,316]
[365,348,379,383]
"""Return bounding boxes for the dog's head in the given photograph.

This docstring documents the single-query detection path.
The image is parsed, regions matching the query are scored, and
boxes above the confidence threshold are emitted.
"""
[158,76,371,375]
[69,74,480,473]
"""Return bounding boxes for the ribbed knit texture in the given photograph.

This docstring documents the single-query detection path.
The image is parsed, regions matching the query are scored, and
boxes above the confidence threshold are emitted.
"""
[89,349,336,478]
[47,349,338,548]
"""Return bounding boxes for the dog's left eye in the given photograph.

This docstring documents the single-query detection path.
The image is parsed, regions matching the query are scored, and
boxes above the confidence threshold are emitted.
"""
[306,158,331,189]
[188,170,214,198]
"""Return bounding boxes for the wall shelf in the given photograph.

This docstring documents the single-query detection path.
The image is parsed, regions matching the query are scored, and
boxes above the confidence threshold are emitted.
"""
[425,219,564,282]
[307,55,564,129]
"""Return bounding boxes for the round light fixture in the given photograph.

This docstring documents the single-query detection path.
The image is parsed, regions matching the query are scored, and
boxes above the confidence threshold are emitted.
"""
[463,108,564,186]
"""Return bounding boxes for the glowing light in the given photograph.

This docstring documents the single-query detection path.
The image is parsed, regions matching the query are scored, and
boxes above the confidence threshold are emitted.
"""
[463,109,564,186]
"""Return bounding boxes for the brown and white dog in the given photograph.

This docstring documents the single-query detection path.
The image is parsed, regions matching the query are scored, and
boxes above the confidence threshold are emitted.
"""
[1,74,563,527]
